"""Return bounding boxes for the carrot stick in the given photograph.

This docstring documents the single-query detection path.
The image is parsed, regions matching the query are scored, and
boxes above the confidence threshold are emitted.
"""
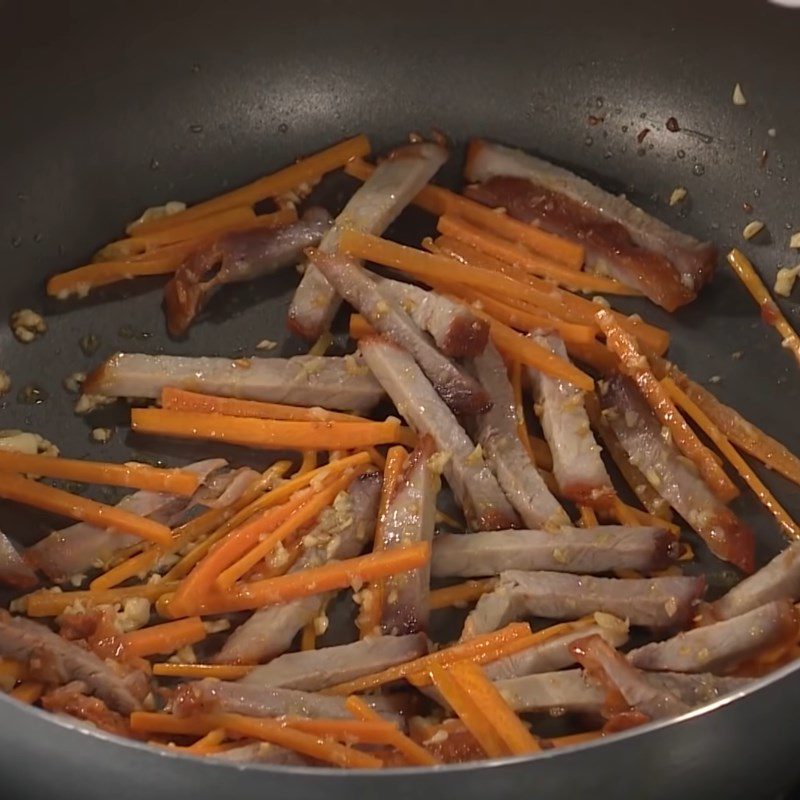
[579,506,599,527]
[186,728,227,752]
[727,248,800,367]
[121,617,207,658]
[428,663,508,758]
[165,542,430,618]
[300,621,317,651]
[215,467,361,589]
[160,387,365,423]
[357,446,407,637]
[437,215,639,296]
[344,158,584,269]
[349,313,376,341]
[595,309,739,503]
[129,135,370,236]
[0,658,24,692]
[152,662,252,680]
[0,472,171,546]
[429,579,498,610]
[448,660,541,755]
[131,408,411,450]
[21,581,179,618]
[345,695,440,766]
[323,622,532,695]
[281,715,399,745]
[663,377,800,539]
[9,681,44,705]
[547,731,604,748]
[625,507,680,536]
[509,360,536,462]
[528,435,554,471]
[129,712,383,769]
[298,450,317,475]
[47,257,182,298]
[611,497,641,527]
[0,451,199,496]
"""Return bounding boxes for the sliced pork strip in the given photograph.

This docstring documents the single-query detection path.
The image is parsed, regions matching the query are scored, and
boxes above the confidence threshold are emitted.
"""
[0,530,37,589]
[431,526,675,578]
[378,437,440,635]
[0,611,146,713]
[215,471,382,664]
[288,142,448,341]
[571,634,689,720]
[714,541,800,620]
[464,139,716,311]
[462,570,704,637]
[27,458,228,581]
[191,466,261,511]
[600,374,755,573]
[82,353,384,413]
[309,251,489,415]
[483,619,629,681]
[360,336,519,531]
[164,209,332,336]
[240,633,428,692]
[469,340,568,529]
[629,600,798,673]
[376,277,489,358]
[528,333,613,507]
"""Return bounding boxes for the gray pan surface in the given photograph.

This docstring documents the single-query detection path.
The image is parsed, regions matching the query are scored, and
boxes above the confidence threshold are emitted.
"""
[0,0,799,797]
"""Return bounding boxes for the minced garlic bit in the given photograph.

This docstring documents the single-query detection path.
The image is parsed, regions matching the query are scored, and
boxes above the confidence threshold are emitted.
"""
[255,338,277,351]
[91,427,113,443]
[768,128,777,138]
[63,371,86,394]
[313,612,329,636]
[424,729,449,746]
[775,265,800,298]
[427,450,451,475]
[669,187,688,206]
[117,597,151,632]
[0,369,10,396]
[74,393,115,415]
[709,375,722,384]
[789,232,800,249]
[742,220,764,241]
[169,645,198,664]
[465,444,484,466]
[593,612,629,635]
[591,295,611,309]
[732,83,747,106]
[10,308,46,343]
[204,619,230,635]
[0,429,59,457]
[129,200,186,228]
[344,354,369,376]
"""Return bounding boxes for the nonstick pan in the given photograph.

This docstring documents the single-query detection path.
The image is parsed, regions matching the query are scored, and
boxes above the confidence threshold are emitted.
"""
[1,1,800,798]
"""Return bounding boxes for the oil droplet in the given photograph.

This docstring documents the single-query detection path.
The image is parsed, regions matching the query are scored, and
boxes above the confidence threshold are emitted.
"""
[189,124,204,134]
[595,96,604,108]
[677,149,686,159]
[278,122,289,133]
[603,150,613,160]
[150,158,160,171]
[692,163,705,176]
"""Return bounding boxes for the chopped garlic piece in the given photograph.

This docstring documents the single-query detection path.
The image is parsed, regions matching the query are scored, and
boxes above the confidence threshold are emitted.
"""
[91,427,113,443]
[0,369,10,395]
[790,232,800,249]
[63,371,86,394]
[774,266,800,298]
[742,220,764,240]
[732,83,747,106]
[593,612,629,635]
[74,393,115,415]
[0,430,59,457]
[669,187,687,206]
[130,200,186,228]
[255,338,277,351]
[10,309,46,343]
[591,295,610,309]
[117,597,151,632]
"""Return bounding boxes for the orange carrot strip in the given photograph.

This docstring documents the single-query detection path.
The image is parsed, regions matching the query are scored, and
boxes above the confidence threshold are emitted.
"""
[151,662,252,680]
[21,581,179,618]
[595,309,739,503]
[186,728,227,752]
[281,715,398,745]
[160,387,365,423]
[131,408,411,451]
[0,659,24,692]
[438,215,639,296]
[323,622,532,695]
[344,158,584,269]
[625,507,680,536]
[9,681,44,704]
[727,248,800,368]
[528,435,554,471]
[298,450,317,475]
[300,622,317,651]
[428,578,498,610]
[215,467,360,590]
[663,377,800,539]
[0,472,171,546]
[129,711,383,769]
[0,451,198,496]
[548,730,604,748]
[129,135,370,235]
[349,313,376,341]
[345,695,440,766]
[166,542,430,618]
[509,360,535,461]
[121,617,207,658]
[357,446,407,637]
[428,663,508,758]
[579,506,599,527]
[611,498,641,527]
[448,660,540,755]
[47,257,182,297]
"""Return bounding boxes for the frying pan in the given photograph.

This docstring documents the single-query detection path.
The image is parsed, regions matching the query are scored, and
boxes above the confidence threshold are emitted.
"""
[1,0,800,797]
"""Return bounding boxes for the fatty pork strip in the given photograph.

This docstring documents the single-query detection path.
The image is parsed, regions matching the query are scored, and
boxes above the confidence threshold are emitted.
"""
[26,459,228,582]
[375,277,489,358]
[462,571,704,637]
[359,336,519,531]
[379,436,440,635]
[164,208,332,336]
[0,610,147,713]
[713,541,800,620]
[483,618,629,681]
[240,633,428,692]
[571,634,690,720]
[600,374,755,574]
[81,353,384,414]
[528,333,613,507]
[495,669,750,715]
[464,139,716,311]
[431,526,676,578]
[288,141,448,341]
[0,530,37,589]
[215,471,382,664]
[469,340,569,528]
[628,600,798,673]
[309,250,490,415]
